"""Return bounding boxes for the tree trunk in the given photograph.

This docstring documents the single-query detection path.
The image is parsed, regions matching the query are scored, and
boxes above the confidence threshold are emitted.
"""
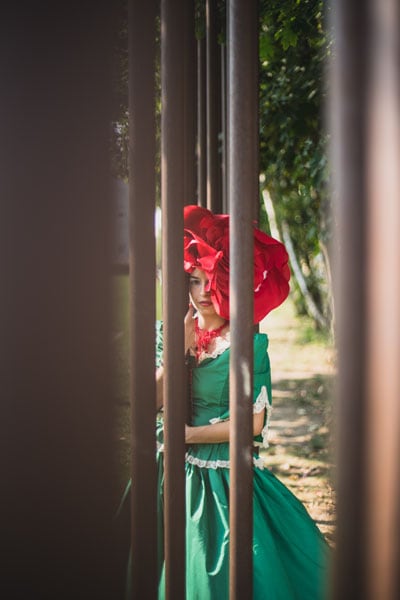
[262,188,329,330]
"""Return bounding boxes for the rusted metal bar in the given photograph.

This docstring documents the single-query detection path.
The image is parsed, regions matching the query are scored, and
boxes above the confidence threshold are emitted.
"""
[197,35,207,207]
[160,1,187,598]
[365,1,400,598]
[206,0,222,213]
[221,41,228,213]
[227,2,259,598]
[0,3,117,598]
[128,1,158,597]
[330,0,371,598]
[184,1,197,205]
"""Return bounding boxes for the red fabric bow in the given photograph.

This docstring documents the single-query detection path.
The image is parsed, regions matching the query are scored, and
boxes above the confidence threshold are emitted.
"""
[184,205,290,324]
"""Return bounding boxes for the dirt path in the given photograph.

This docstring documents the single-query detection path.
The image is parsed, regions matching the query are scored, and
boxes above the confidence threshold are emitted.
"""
[259,300,337,545]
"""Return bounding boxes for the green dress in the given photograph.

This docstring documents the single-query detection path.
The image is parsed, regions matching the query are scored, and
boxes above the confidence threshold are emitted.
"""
[153,326,329,600]
[154,323,330,599]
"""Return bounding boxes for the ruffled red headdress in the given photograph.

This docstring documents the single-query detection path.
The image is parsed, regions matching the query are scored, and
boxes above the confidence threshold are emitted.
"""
[184,205,290,324]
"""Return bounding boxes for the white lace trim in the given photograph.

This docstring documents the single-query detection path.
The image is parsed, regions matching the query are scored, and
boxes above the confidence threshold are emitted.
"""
[158,443,265,470]
[185,454,230,469]
[209,416,229,425]
[253,385,273,449]
[185,452,265,470]
[198,332,231,363]
[253,456,266,470]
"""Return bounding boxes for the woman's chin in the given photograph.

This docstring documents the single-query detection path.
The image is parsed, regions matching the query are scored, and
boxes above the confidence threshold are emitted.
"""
[197,305,217,316]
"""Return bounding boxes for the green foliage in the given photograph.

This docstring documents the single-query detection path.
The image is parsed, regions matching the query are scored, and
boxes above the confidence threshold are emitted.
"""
[259,0,333,328]
[110,1,128,181]
[109,0,333,329]
[110,2,161,193]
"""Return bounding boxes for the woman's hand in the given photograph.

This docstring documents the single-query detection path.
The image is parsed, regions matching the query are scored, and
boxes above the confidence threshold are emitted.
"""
[184,303,196,354]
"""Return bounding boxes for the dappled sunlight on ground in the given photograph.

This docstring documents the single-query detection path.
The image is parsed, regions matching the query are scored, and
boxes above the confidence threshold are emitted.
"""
[260,297,337,545]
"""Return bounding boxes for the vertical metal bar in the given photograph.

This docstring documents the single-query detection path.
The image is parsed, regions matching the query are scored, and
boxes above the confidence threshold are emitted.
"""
[365,1,400,598]
[184,0,197,205]
[206,0,222,213]
[329,0,370,598]
[128,2,157,598]
[0,3,117,598]
[221,41,228,213]
[161,1,186,598]
[227,1,258,598]
[197,35,207,207]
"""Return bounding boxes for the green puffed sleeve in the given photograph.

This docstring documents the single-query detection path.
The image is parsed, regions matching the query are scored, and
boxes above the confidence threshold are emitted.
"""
[206,334,273,448]
[253,333,272,403]
[155,320,163,368]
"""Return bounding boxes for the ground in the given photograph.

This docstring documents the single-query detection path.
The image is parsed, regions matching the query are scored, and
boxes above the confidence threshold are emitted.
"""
[113,275,337,545]
[260,300,336,545]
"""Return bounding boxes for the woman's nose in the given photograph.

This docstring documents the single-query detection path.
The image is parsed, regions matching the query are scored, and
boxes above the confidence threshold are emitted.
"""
[201,281,211,295]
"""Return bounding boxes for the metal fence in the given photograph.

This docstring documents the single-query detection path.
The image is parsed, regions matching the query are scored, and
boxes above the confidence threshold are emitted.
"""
[1,0,399,598]
[331,0,400,598]
[129,1,260,597]
[1,2,120,598]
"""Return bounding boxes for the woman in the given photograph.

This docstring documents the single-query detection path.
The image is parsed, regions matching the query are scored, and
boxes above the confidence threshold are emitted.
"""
[153,206,329,599]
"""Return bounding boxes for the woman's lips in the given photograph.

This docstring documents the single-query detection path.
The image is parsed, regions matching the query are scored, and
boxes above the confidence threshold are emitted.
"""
[199,301,212,306]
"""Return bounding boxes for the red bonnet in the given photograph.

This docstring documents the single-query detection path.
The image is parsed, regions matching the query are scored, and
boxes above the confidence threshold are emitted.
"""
[183,205,290,324]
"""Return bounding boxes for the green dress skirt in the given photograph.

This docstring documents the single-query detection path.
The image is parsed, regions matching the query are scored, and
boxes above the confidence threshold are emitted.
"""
[122,327,330,599]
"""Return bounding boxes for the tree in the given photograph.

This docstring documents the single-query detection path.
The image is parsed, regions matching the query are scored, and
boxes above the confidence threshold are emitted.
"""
[110,0,333,330]
[259,0,333,331]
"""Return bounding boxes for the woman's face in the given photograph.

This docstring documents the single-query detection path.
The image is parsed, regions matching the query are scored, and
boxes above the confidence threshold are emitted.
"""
[189,268,217,317]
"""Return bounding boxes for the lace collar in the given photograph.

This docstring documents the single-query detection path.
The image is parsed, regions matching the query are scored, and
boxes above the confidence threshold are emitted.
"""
[197,331,231,363]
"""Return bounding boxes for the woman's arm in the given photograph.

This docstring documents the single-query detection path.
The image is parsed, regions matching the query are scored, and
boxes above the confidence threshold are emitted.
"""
[185,409,265,444]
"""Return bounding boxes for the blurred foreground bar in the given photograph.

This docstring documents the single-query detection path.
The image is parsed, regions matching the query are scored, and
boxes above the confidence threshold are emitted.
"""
[365,0,400,598]
[160,0,187,598]
[227,1,259,598]
[331,0,400,598]
[128,0,158,597]
[0,3,119,598]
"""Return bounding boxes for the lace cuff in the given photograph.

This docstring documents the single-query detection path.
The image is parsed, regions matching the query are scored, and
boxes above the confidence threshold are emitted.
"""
[253,385,272,449]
